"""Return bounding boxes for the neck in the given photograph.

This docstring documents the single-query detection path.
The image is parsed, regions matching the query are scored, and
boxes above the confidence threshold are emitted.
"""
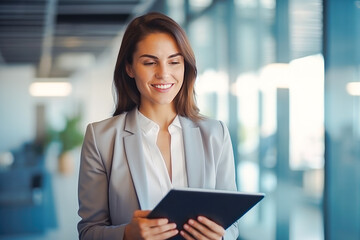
[139,104,177,130]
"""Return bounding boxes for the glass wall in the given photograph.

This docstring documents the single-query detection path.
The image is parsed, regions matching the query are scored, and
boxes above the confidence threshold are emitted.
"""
[324,0,360,239]
[164,0,325,239]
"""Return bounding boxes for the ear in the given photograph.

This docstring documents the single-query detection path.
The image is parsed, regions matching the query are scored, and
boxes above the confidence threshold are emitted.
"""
[126,64,134,78]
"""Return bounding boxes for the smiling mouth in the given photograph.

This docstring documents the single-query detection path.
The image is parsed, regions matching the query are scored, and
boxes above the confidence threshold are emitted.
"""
[151,83,174,90]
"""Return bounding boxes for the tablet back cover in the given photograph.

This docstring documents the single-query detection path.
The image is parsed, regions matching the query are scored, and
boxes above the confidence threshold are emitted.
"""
[147,188,264,239]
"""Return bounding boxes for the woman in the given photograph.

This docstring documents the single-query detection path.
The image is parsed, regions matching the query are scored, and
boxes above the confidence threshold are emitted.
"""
[78,12,239,240]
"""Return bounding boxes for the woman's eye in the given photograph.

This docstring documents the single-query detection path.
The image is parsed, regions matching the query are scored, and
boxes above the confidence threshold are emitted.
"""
[144,62,156,65]
[170,61,180,65]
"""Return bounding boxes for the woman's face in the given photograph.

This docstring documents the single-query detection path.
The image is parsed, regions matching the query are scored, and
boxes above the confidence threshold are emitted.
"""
[126,32,185,110]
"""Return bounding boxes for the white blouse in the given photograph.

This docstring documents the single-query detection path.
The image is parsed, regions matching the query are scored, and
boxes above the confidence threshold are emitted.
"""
[137,110,188,209]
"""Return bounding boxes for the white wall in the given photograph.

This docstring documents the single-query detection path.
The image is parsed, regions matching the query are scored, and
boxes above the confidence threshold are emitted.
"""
[0,35,121,153]
[0,65,81,153]
[0,65,35,152]
[71,37,121,129]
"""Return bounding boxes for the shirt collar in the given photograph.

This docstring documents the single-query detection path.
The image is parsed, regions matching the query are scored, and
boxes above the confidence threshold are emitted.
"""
[170,115,182,129]
[136,108,182,134]
[137,109,158,134]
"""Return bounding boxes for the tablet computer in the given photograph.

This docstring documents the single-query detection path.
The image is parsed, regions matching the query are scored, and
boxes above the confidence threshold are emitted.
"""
[147,188,265,238]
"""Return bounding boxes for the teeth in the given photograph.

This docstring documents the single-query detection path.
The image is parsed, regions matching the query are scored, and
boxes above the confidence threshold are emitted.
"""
[153,84,172,89]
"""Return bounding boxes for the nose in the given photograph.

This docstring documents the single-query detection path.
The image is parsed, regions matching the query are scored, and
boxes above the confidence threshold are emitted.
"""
[155,63,170,79]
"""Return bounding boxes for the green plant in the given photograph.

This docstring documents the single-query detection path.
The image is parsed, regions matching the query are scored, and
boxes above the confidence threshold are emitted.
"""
[58,114,84,154]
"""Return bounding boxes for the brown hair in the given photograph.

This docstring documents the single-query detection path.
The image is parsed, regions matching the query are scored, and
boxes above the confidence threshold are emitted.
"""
[113,12,201,121]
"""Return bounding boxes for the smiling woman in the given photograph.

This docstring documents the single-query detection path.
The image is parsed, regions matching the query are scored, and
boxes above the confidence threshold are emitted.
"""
[125,33,185,110]
[112,12,199,120]
[77,12,239,240]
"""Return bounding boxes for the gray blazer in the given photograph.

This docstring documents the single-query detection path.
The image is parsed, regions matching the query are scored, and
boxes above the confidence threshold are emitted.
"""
[78,108,239,240]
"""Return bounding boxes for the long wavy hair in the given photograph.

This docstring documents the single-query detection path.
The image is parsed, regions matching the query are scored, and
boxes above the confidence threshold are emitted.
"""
[112,12,201,121]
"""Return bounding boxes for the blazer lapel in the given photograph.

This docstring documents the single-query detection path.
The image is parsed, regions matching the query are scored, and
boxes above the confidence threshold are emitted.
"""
[179,116,206,188]
[124,109,150,210]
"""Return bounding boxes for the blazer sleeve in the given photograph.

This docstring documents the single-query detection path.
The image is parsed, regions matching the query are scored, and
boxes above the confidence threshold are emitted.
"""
[77,124,126,240]
[216,121,240,240]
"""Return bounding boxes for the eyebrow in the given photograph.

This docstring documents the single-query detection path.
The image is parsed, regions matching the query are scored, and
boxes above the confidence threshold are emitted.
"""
[139,53,183,59]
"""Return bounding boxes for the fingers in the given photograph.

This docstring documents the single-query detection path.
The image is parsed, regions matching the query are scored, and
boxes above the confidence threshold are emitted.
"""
[180,228,196,240]
[182,221,212,240]
[133,223,178,240]
[181,216,225,240]
[134,209,151,217]
[125,210,179,239]
[149,223,179,240]
[134,210,169,228]
[146,218,170,228]
[197,216,225,236]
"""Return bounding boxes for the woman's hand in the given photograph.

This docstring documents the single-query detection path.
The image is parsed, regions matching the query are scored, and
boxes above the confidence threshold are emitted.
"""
[124,210,178,240]
[180,216,225,240]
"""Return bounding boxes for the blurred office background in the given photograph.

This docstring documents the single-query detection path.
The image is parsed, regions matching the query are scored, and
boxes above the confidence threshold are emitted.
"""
[0,0,359,239]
